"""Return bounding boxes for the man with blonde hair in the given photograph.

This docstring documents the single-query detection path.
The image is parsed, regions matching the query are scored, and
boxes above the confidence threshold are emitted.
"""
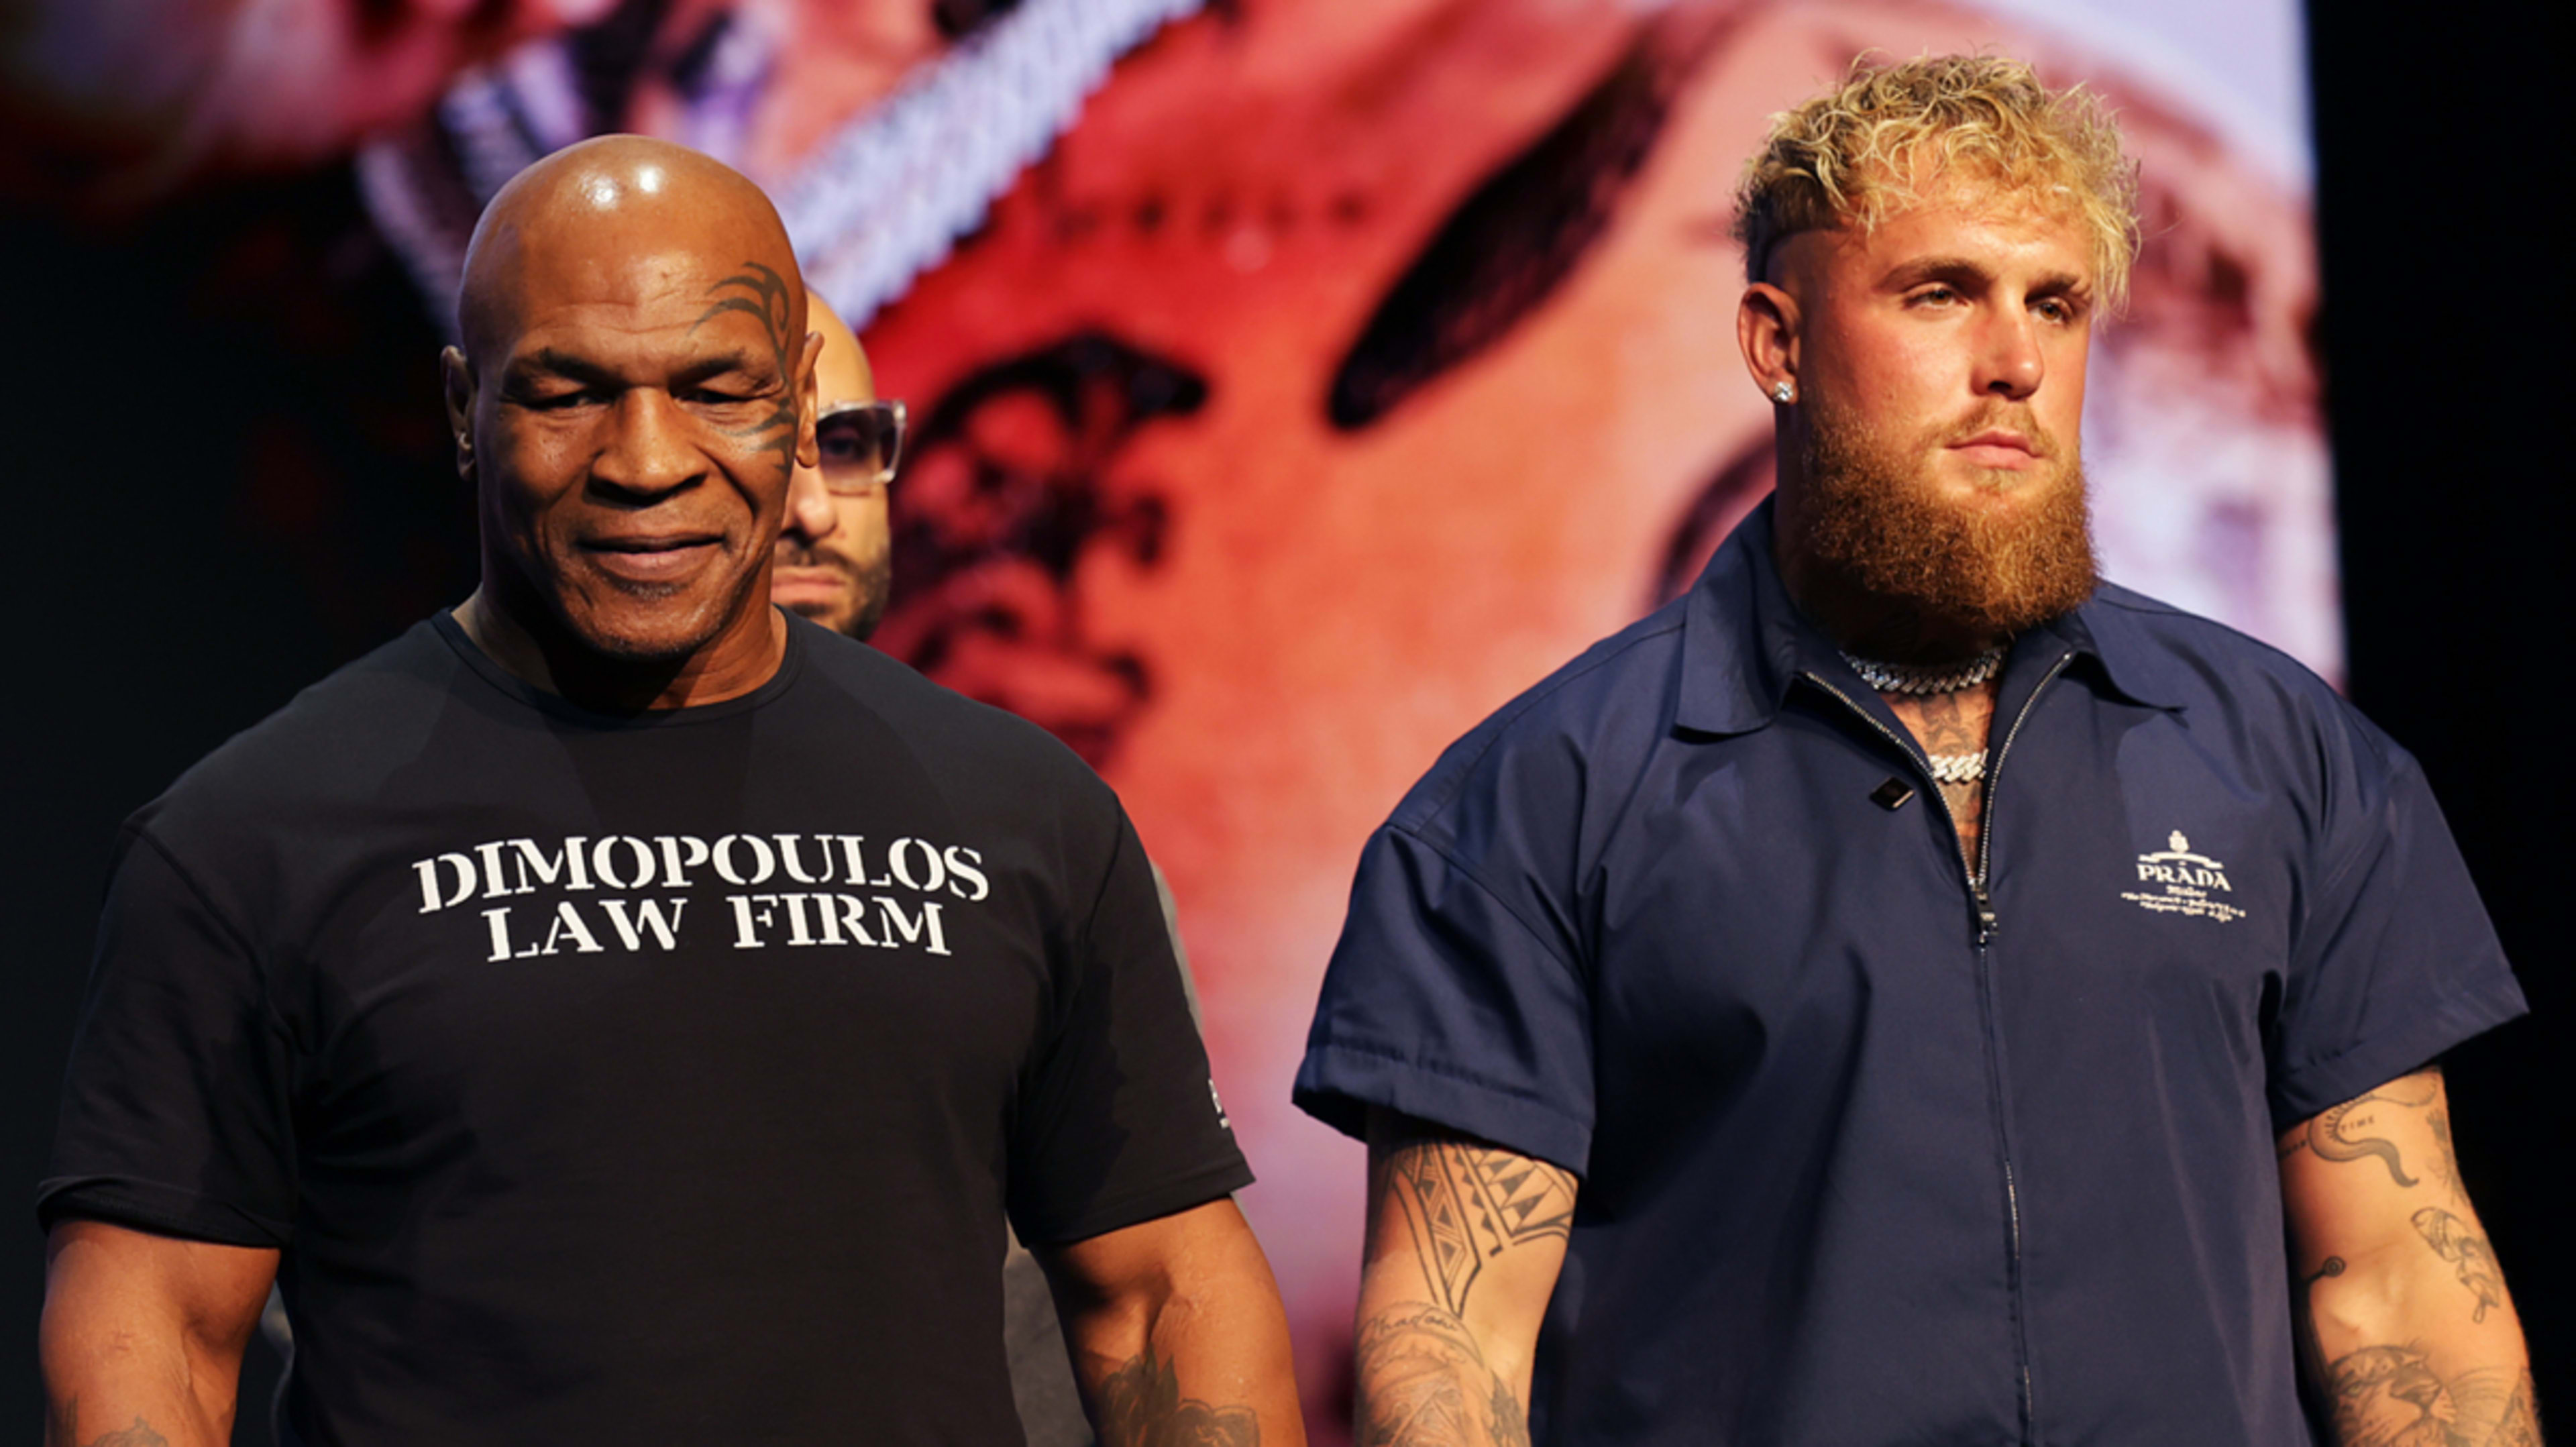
[1297,55,2535,1444]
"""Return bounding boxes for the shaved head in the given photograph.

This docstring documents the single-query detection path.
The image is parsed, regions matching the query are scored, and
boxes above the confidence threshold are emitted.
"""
[440,136,824,706]
[808,299,873,406]
[458,136,805,371]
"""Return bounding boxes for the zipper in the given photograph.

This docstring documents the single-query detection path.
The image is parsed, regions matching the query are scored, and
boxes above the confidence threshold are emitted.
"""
[1805,651,2073,1444]
[1800,674,1983,924]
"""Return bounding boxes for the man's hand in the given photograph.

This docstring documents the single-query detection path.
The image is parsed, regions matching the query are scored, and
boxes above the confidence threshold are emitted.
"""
[40,1220,279,1447]
[1035,1196,1303,1446]
[1355,1110,1575,1447]
[2280,1065,2543,1446]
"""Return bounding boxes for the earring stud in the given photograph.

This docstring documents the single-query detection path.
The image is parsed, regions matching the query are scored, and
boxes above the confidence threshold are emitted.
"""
[1771,381,1796,405]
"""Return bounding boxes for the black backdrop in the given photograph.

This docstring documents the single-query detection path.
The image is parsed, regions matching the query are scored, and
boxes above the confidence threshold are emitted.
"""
[1,1,2565,1436]
[2306,0,2573,1413]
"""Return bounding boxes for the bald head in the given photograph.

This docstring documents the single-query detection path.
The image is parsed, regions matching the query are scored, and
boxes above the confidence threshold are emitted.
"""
[808,299,873,406]
[458,136,804,369]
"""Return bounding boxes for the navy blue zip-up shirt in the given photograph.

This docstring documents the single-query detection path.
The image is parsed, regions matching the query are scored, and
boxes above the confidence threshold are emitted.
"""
[1295,502,2525,1445]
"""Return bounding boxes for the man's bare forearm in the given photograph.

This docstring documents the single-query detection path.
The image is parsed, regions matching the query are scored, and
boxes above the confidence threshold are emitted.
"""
[1047,1199,1304,1446]
[2284,1069,2544,1446]
[1356,1118,1572,1447]
[40,1222,272,1447]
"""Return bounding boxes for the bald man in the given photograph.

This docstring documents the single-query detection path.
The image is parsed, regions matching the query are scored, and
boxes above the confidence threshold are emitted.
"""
[773,299,897,641]
[38,137,1300,1447]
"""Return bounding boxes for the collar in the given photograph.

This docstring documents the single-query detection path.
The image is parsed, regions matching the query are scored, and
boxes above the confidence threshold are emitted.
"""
[1674,498,2185,735]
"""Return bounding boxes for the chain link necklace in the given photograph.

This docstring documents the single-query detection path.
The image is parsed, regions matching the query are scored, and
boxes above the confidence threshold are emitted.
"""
[1840,647,2005,696]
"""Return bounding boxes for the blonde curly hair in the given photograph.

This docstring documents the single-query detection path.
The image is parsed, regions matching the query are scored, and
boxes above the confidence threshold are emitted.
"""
[1733,54,2141,309]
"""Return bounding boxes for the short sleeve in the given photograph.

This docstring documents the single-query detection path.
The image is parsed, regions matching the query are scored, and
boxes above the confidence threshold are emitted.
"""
[37,825,299,1247]
[1293,824,1595,1175]
[2266,749,2528,1130]
[1007,816,1250,1245]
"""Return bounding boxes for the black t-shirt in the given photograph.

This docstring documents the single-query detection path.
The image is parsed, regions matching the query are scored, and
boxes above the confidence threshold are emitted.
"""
[42,612,1250,1445]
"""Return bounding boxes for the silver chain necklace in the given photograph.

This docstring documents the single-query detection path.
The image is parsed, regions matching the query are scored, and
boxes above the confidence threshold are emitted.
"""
[1841,647,2005,696]
[1925,751,1986,784]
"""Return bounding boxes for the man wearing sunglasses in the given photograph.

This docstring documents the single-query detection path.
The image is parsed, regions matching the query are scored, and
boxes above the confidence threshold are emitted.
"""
[38,137,1301,1447]
[773,297,905,643]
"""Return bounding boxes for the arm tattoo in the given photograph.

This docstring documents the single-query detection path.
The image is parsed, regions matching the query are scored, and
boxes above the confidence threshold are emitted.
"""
[2411,1208,2507,1323]
[2298,1071,2442,1187]
[1356,1303,1532,1447]
[1384,1142,1576,1318]
[2426,1108,2467,1201]
[2324,1349,2540,1447]
[78,1419,170,1447]
[691,261,802,479]
[1093,1341,1258,1447]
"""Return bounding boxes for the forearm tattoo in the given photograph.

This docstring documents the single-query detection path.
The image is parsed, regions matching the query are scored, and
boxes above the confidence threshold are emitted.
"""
[1381,1141,1576,1318]
[1356,1303,1533,1447]
[2280,1069,2444,1188]
[691,261,802,478]
[70,1417,168,1447]
[2322,1351,2540,1447]
[1093,1342,1258,1447]
[2412,1208,2508,1323]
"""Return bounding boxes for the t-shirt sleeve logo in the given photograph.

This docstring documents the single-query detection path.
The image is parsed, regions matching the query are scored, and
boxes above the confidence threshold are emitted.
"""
[2121,828,2247,924]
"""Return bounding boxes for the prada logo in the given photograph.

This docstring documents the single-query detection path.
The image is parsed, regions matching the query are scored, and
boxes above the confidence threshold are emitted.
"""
[2122,830,2248,924]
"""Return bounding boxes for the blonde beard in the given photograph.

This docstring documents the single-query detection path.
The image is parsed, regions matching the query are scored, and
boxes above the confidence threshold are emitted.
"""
[1798,399,2098,657]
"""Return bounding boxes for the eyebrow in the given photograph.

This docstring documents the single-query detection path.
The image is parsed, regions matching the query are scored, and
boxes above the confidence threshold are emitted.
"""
[1881,256,2092,297]
[506,348,773,388]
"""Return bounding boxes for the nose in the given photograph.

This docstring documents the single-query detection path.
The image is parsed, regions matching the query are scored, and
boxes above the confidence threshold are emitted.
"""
[1974,308,2045,401]
[590,390,704,498]
[781,453,841,545]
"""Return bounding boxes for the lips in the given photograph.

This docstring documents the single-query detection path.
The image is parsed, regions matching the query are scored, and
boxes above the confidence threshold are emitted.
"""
[582,533,724,584]
[770,562,853,606]
[1947,428,2045,471]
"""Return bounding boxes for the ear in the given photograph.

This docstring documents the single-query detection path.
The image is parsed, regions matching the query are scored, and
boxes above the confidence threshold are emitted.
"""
[439,346,479,478]
[792,329,824,472]
[1735,281,1801,405]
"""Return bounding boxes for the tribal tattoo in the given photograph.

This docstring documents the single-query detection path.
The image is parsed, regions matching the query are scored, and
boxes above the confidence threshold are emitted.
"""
[1383,1140,1576,1318]
[2323,1349,2540,1447]
[691,262,803,480]
[1093,1342,1259,1447]
[1356,1303,1533,1447]
[2411,1208,2508,1324]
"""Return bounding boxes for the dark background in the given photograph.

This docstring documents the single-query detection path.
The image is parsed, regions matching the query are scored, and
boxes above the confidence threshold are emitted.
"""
[1,0,2563,1436]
